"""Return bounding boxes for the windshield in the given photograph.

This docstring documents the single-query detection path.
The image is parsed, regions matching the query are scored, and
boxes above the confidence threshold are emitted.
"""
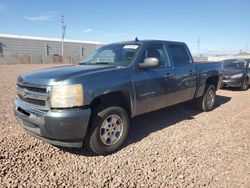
[80,43,140,67]
[223,60,247,70]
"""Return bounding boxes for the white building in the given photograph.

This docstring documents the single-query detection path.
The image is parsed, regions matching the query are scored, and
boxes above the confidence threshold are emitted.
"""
[0,34,101,64]
[208,55,250,61]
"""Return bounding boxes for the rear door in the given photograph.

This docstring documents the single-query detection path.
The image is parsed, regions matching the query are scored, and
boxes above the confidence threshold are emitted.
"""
[167,43,197,102]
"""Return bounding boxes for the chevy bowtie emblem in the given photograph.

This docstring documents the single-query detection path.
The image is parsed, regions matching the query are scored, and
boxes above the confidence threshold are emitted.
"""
[17,88,27,98]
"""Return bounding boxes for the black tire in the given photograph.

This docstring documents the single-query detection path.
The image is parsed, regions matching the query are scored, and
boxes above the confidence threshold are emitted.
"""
[86,106,130,155]
[240,79,249,91]
[196,84,216,112]
[219,83,224,89]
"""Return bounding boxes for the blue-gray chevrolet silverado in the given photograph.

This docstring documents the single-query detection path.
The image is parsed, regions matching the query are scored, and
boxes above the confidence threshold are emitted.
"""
[14,40,223,155]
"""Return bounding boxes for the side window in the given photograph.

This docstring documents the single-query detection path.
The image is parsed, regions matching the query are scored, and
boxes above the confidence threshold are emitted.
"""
[141,44,170,67]
[169,44,191,67]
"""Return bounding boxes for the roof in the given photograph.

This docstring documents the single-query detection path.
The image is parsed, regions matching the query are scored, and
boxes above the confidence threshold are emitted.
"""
[0,33,101,45]
[110,39,185,45]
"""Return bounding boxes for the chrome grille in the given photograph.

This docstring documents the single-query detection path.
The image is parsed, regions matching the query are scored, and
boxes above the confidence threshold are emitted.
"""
[17,83,47,93]
[16,83,50,110]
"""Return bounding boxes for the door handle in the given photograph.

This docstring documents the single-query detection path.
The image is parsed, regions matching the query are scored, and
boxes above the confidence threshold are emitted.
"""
[164,73,173,78]
[189,70,195,76]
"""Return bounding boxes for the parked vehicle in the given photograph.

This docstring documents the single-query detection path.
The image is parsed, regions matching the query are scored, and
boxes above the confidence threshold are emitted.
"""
[14,39,223,155]
[221,59,250,91]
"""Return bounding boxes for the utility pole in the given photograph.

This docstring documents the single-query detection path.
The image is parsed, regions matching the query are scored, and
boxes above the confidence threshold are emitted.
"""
[246,44,248,53]
[197,37,200,57]
[61,15,66,56]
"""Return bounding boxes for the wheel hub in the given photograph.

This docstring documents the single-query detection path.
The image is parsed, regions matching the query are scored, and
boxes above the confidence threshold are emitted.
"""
[100,114,123,145]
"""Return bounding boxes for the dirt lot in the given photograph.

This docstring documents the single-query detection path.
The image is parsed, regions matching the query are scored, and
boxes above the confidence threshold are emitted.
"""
[0,64,249,187]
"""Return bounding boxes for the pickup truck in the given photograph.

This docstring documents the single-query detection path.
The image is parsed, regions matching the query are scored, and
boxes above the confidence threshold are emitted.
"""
[14,40,223,155]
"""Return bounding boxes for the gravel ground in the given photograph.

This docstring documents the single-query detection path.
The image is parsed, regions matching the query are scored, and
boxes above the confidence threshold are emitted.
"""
[0,64,249,188]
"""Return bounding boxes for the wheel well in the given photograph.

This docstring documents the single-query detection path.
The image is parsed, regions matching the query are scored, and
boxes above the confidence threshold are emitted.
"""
[90,91,132,117]
[206,76,219,89]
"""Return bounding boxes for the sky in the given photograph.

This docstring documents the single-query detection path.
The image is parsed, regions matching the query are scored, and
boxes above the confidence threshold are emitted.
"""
[0,0,249,55]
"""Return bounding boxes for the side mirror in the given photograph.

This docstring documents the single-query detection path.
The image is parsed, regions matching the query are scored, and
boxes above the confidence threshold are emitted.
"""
[139,57,159,69]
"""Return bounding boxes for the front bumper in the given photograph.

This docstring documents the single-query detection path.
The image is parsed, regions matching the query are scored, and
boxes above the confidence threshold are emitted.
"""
[222,77,244,88]
[14,99,91,148]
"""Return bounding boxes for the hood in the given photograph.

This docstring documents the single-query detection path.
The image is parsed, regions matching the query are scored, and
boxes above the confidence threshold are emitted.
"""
[19,65,118,85]
[223,68,244,76]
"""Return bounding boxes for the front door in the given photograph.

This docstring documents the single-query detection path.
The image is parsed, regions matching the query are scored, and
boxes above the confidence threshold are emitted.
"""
[132,43,176,115]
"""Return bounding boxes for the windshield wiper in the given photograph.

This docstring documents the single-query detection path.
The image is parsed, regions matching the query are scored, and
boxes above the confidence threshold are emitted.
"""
[79,62,111,65]
[93,62,110,65]
[79,62,89,65]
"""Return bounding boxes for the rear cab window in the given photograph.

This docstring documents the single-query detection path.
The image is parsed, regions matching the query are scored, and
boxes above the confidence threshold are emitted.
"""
[168,44,191,67]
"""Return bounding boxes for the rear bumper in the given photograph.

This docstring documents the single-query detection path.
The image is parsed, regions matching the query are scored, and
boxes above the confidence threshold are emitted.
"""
[222,78,244,88]
[14,99,91,148]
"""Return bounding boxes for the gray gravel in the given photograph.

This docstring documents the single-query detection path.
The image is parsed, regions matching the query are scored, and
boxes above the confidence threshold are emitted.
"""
[0,64,250,187]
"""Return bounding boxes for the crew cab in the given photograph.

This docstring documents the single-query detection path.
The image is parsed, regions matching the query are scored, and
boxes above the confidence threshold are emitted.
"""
[14,40,223,155]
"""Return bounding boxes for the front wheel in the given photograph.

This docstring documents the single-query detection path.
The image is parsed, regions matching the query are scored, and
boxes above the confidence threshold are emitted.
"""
[241,79,249,91]
[86,106,130,155]
[196,84,216,112]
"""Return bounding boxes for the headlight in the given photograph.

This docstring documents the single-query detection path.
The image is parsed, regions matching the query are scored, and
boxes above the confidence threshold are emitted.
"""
[231,73,243,79]
[50,84,84,108]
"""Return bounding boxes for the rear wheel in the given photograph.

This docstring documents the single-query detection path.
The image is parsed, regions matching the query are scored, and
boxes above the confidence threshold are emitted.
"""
[86,106,130,155]
[241,79,249,91]
[196,84,216,112]
[220,83,224,89]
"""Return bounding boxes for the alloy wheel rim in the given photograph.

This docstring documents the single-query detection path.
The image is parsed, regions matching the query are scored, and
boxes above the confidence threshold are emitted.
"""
[244,81,248,90]
[100,114,123,146]
[207,89,215,107]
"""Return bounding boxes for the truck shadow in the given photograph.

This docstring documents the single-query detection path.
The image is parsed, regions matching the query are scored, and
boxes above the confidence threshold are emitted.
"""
[125,95,231,147]
[59,95,231,156]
